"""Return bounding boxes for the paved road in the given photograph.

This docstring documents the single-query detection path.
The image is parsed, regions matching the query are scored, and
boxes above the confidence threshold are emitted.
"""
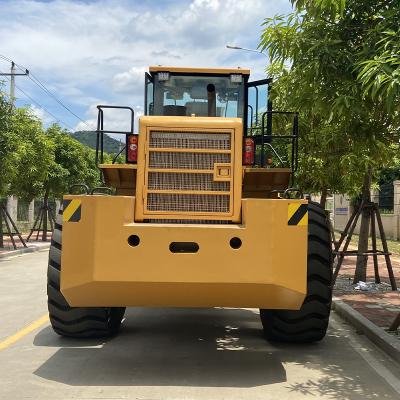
[0,251,400,400]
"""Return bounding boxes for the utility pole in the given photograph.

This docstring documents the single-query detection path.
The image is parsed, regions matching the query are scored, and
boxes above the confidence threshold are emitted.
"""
[0,61,29,248]
[0,61,29,105]
[10,61,16,101]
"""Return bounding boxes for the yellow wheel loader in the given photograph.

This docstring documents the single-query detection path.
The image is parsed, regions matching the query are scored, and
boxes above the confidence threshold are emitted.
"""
[47,66,332,342]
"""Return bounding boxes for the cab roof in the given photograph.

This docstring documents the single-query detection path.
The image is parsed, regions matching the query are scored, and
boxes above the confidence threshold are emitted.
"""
[149,66,251,75]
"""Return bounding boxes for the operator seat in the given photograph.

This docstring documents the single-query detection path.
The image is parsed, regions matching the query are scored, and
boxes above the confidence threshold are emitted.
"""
[163,105,187,116]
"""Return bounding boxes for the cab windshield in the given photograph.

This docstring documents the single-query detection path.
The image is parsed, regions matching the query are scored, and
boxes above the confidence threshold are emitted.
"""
[152,74,245,118]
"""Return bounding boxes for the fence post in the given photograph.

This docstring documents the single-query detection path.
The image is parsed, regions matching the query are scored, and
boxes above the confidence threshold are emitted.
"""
[371,188,379,204]
[55,199,61,215]
[6,196,18,222]
[393,180,400,240]
[333,193,351,231]
[28,200,35,223]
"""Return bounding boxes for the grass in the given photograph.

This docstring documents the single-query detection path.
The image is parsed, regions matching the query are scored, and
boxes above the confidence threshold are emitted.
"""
[334,230,400,256]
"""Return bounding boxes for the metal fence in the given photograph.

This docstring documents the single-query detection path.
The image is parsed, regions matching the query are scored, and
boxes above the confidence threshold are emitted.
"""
[378,183,394,213]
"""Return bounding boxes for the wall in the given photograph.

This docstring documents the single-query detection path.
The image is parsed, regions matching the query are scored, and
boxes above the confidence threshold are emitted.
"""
[4,196,35,234]
[332,180,400,240]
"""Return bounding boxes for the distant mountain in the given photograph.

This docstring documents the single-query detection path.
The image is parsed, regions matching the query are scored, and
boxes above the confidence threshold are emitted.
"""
[71,131,123,154]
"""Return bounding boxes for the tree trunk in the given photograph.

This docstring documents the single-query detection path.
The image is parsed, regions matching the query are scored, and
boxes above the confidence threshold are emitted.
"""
[353,171,371,284]
[42,188,49,242]
[320,187,328,209]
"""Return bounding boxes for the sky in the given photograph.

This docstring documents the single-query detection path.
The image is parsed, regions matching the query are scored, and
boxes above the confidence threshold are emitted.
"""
[0,0,293,133]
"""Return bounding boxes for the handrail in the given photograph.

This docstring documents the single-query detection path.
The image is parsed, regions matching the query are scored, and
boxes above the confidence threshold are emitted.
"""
[248,110,299,173]
[95,105,135,166]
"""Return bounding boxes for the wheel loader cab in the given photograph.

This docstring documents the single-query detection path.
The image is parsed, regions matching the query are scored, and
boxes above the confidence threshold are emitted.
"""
[47,65,333,344]
[146,67,246,118]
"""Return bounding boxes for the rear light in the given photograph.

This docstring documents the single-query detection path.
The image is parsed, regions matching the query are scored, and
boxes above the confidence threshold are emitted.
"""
[127,134,139,163]
[243,137,255,166]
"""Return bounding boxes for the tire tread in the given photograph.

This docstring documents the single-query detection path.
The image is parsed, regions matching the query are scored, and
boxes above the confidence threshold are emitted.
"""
[47,208,125,338]
[260,201,332,343]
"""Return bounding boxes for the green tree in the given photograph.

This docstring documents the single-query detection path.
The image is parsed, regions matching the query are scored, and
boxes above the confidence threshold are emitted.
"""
[0,85,102,245]
[24,124,101,241]
[265,67,350,204]
[260,0,400,282]
[9,108,54,202]
[356,4,400,109]
[45,124,100,199]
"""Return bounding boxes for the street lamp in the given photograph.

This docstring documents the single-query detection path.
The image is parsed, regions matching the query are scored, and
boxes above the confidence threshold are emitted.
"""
[226,44,268,58]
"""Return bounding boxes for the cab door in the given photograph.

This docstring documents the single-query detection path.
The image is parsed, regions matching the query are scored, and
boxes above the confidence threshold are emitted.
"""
[144,72,154,116]
[245,78,272,165]
[245,78,272,135]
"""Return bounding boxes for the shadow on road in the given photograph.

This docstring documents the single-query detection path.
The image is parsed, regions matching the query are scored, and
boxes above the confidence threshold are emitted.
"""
[32,308,398,398]
[33,307,286,387]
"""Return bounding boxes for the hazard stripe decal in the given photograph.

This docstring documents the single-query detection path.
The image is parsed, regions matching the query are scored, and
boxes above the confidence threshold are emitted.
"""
[62,199,81,222]
[288,203,308,226]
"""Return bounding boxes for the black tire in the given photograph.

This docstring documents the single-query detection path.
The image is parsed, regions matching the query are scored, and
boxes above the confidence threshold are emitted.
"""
[260,201,332,343]
[47,206,125,338]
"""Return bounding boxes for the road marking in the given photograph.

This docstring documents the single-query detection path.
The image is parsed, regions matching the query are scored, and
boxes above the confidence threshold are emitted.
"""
[0,314,49,351]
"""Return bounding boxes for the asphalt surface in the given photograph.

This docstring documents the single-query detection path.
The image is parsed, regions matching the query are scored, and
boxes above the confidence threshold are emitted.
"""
[0,251,400,400]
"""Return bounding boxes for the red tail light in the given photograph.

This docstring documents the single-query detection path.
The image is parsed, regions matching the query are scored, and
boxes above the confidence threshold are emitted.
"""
[243,137,255,166]
[127,134,138,163]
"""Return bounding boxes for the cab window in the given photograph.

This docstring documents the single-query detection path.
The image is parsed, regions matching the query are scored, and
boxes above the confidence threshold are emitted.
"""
[152,74,245,118]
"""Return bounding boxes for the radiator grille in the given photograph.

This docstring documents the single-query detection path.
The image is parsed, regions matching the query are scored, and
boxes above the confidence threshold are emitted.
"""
[149,152,230,170]
[144,130,234,219]
[148,172,230,191]
[147,193,230,212]
[150,131,231,150]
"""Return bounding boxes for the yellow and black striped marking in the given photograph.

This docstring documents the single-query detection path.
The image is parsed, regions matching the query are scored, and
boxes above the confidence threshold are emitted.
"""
[288,203,308,226]
[63,199,82,222]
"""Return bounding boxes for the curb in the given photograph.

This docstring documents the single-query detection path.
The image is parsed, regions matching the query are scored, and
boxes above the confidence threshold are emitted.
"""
[333,298,400,364]
[0,243,50,259]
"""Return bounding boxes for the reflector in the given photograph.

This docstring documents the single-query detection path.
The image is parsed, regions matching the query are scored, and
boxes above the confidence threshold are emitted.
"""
[127,135,138,163]
[243,137,255,166]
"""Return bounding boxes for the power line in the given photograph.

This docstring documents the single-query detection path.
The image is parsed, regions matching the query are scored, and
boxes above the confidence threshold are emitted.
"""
[0,71,74,131]
[0,54,95,130]
[27,74,94,130]
[0,54,13,63]
[16,85,75,131]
